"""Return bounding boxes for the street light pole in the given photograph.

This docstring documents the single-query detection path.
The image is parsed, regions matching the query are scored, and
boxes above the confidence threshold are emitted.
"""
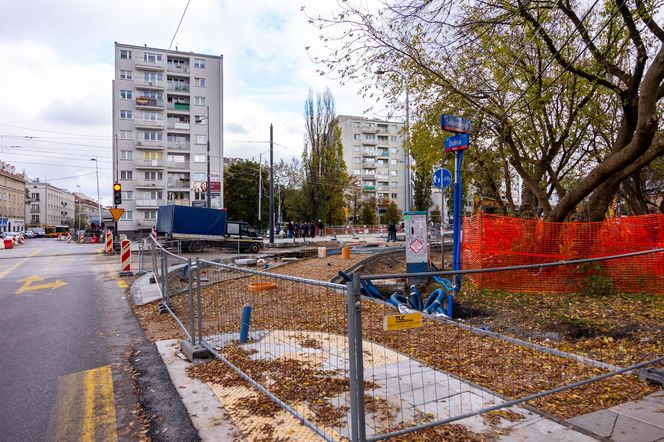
[206,105,211,209]
[76,185,81,240]
[90,158,102,231]
[269,124,274,244]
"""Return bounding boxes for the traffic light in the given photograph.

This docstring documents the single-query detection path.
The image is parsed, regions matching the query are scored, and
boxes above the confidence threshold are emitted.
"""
[113,182,122,206]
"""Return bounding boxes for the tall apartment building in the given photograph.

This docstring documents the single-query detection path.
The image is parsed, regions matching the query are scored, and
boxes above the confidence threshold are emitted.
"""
[113,43,223,236]
[336,115,407,213]
[0,161,26,233]
[25,179,75,227]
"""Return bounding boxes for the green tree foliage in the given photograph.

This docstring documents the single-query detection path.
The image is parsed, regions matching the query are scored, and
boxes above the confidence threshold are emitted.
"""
[302,89,349,225]
[223,161,267,227]
[385,201,402,224]
[360,202,376,225]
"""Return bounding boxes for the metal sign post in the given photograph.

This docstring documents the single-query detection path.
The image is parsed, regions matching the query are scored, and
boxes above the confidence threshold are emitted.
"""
[432,168,452,269]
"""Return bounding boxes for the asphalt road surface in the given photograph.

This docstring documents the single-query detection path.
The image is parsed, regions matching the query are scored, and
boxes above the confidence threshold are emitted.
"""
[0,238,147,441]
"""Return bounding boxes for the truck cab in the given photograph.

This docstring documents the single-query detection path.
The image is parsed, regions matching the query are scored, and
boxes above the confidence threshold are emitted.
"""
[226,221,263,253]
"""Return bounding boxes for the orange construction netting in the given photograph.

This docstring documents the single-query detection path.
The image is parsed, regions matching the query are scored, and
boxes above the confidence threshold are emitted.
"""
[461,213,664,294]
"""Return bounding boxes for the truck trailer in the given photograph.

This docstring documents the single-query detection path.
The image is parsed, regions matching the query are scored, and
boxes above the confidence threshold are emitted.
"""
[156,205,263,253]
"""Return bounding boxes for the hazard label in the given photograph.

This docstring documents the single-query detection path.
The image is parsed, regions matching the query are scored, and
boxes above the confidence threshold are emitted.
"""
[409,238,424,255]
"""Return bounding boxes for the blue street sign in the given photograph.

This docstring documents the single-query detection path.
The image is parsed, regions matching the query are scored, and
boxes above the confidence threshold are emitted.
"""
[444,133,470,153]
[440,114,473,134]
[432,168,452,189]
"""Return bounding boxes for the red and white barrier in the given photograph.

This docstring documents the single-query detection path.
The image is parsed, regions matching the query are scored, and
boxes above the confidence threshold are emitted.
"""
[120,239,132,275]
[105,230,113,254]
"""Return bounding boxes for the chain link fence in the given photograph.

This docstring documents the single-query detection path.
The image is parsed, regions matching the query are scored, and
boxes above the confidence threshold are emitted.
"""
[146,236,663,441]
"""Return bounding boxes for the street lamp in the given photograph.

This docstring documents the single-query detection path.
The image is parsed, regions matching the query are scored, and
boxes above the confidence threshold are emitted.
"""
[375,69,411,211]
[76,184,81,240]
[90,158,102,231]
[195,106,211,208]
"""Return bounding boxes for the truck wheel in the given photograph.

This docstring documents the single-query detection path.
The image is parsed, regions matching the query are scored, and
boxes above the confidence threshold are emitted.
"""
[192,241,205,253]
[249,242,260,253]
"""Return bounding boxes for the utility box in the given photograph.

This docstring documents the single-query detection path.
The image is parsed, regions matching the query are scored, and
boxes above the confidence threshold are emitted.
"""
[405,211,429,284]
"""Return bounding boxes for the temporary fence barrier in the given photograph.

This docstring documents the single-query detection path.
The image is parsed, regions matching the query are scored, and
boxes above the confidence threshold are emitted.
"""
[144,235,663,441]
[463,213,664,294]
[120,239,132,274]
[105,230,113,254]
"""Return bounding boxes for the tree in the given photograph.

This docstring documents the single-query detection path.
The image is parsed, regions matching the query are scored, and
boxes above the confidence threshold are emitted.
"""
[302,88,349,225]
[344,175,363,223]
[360,202,376,225]
[308,0,664,221]
[385,201,402,224]
[223,161,267,227]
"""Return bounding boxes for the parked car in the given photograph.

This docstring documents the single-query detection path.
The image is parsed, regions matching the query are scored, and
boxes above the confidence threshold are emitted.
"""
[31,228,45,238]
[24,230,35,238]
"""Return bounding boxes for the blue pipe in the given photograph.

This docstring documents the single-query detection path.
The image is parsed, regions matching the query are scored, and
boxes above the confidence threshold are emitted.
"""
[239,304,252,344]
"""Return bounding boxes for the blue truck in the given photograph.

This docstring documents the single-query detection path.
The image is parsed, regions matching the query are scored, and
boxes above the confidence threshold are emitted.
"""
[156,205,263,253]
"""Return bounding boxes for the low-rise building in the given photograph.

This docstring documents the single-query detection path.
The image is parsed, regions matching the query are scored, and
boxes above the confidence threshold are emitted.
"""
[74,193,103,229]
[0,161,26,233]
[25,179,75,227]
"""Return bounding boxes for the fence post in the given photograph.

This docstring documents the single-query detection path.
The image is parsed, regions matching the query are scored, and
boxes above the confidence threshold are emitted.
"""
[163,252,169,303]
[196,257,203,345]
[347,273,366,442]
[187,258,196,344]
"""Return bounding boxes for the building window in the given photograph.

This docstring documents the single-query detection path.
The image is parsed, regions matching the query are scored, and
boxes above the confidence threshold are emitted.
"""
[143,52,162,63]
[193,173,206,182]
[142,111,163,121]
[120,170,133,180]
[144,151,163,160]
[391,181,399,188]
[194,115,206,125]
[353,169,361,175]
[120,150,133,160]
[143,191,162,199]
[143,131,163,141]
[353,157,362,164]
[120,211,133,221]
[120,110,132,119]
[144,210,157,220]
[120,50,132,60]
[194,96,206,105]
[391,193,398,199]
[353,134,361,140]
[120,69,132,80]
[119,130,133,140]
[194,77,206,87]
[390,147,398,153]
[353,145,361,152]
[121,191,133,200]
[193,155,206,163]
[365,134,375,141]
[120,89,132,100]
[195,135,207,144]
[390,136,397,142]
[390,170,398,176]
[143,71,163,82]
[353,121,361,128]
[31,215,40,223]
[390,159,398,165]
[31,193,39,201]
[194,58,206,68]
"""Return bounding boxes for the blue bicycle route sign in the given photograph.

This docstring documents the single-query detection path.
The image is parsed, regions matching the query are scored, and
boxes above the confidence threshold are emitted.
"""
[440,114,473,134]
[432,168,452,188]
[444,133,470,153]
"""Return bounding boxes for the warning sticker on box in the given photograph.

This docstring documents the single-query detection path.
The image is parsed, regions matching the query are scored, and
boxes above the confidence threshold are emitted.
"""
[409,238,424,255]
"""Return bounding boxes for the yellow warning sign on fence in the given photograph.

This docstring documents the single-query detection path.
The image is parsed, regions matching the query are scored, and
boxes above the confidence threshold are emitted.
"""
[383,313,423,331]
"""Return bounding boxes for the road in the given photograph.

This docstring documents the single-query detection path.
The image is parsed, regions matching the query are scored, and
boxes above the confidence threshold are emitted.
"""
[0,238,146,441]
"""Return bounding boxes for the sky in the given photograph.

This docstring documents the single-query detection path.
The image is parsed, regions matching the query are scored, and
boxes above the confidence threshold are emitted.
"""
[0,0,385,205]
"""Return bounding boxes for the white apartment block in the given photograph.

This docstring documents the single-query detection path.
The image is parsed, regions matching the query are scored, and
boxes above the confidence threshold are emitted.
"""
[336,115,407,213]
[113,43,223,236]
[25,180,75,227]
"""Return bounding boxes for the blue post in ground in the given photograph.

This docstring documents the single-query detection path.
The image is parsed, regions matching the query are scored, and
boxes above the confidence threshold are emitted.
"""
[453,150,464,292]
[239,304,252,344]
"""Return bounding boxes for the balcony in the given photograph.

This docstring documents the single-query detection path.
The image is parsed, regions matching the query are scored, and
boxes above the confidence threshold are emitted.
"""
[167,121,190,131]
[135,180,165,189]
[363,139,377,145]
[362,151,376,157]
[135,159,165,169]
[167,64,190,75]
[363,174,376,180]
[362,161,376,168]
[377,186,389,191]
[134,119,164,129]
[167,161,190,169]
[30,207,40,214]
[135,79,164,90]
[167,142,190,151]
[135,97,164,109]
[167,84,190,94]
[363,186,376,191]
[376,127,389,134]
[137,219,157,228]
[167,102,190,112]
[135,59,165,71]
[167,199,191,206]
[379,151,389,157]
[361,125,376,133]
[135,199,166,208]
[167,180,190,190]
[135,140,164,150]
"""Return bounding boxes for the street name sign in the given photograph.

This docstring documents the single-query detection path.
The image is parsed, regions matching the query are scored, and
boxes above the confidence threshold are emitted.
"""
[440,114,472,134]
[432,168,452,188]
[444,134,470,153]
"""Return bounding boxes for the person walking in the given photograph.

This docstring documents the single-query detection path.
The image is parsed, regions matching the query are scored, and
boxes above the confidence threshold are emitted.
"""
[287,221,294,239]
[303,222,309,239]
[310,221,316,238]
[317,219,324,238]
[388,220,397,242]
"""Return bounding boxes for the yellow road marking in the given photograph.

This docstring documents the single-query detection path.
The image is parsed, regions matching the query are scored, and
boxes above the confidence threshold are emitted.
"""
[51,365,118,442]
[15,274,67,295]
[0,249,40,279]
[102,262,130,289]
[117,280,128,289]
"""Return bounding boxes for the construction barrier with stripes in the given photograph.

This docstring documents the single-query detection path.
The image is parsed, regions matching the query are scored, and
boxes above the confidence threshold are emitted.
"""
[462,213,664,294]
